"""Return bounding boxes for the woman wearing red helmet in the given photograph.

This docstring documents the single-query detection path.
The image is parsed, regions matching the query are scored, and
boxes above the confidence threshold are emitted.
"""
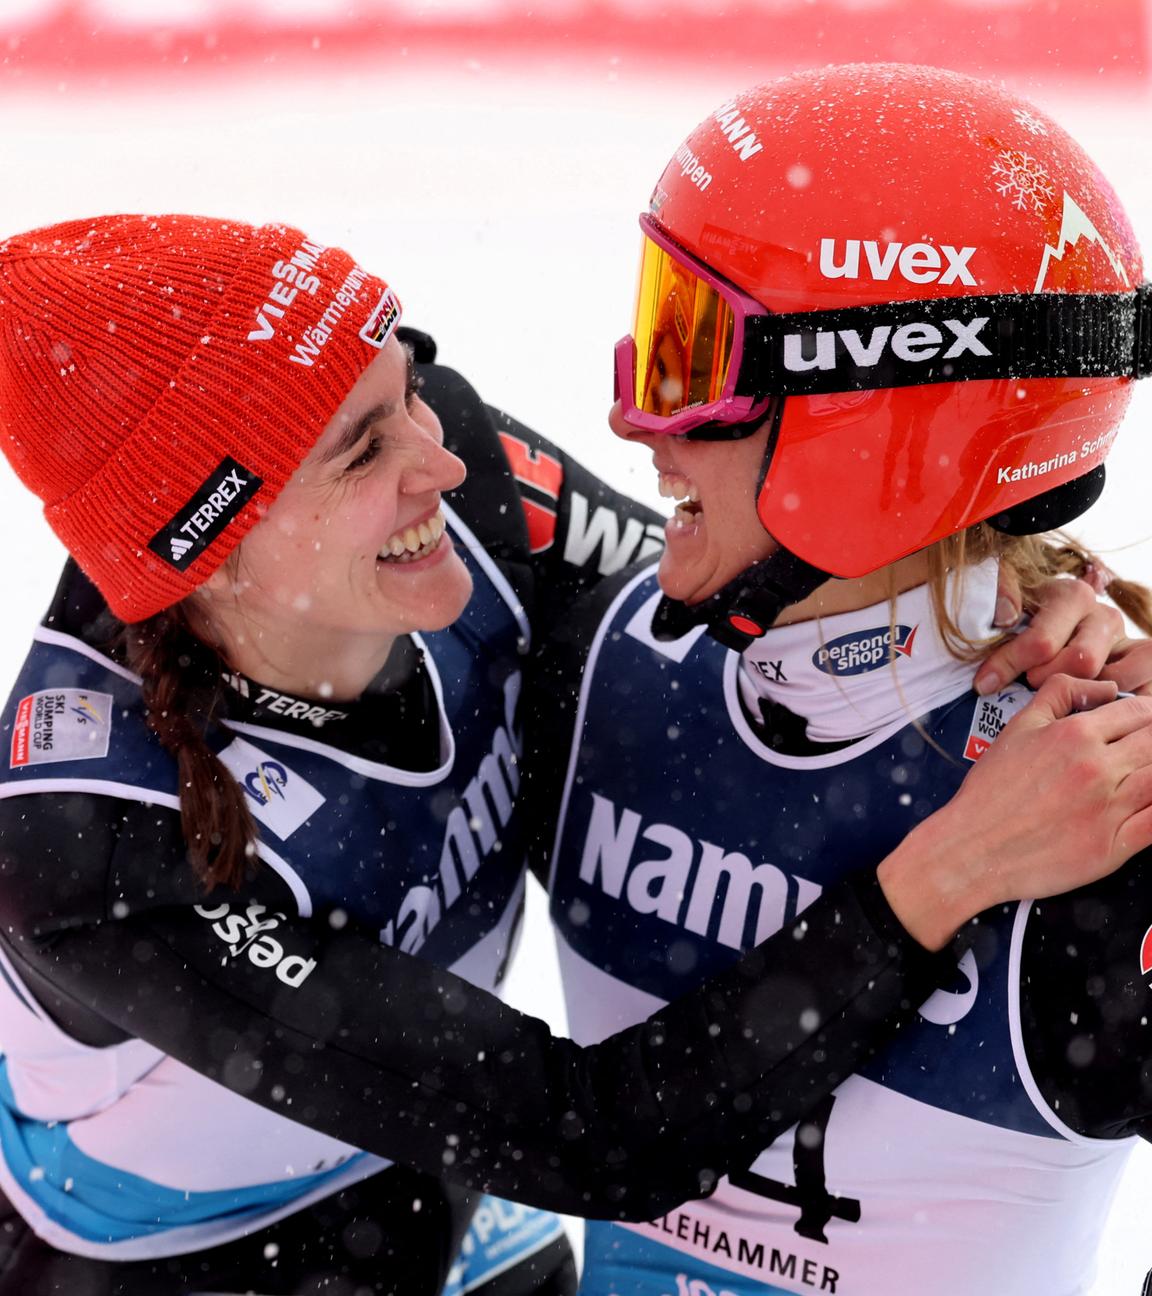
[537,64,1152,1295]
[0,205,1139,1296]
[0,70,1151,1289]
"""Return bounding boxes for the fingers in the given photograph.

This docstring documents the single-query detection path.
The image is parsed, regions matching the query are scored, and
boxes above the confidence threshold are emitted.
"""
[1101,639,1152,697]
[1025,602,1126,690]
[993,565,1023,629]
[1111,759,1152,859]
[1115,759,1152,812]
[1114,804,1152,863]
[974,579,1116,697]
[1007,673,1119,728]
[1097,701,1152,761]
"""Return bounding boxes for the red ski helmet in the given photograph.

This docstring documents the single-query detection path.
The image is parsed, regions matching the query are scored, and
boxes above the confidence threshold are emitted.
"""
[616,64,1149,580]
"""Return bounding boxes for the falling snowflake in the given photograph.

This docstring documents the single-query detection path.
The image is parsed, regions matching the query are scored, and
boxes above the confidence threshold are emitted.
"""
[991,150,1056,214]
[1012,107,1048,136]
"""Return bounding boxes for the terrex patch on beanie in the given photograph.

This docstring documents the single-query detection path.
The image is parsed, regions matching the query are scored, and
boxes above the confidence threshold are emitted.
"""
[0,214,402,621]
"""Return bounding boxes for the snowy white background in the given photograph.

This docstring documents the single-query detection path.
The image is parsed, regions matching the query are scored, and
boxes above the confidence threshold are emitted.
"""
[0,38,1150,1294]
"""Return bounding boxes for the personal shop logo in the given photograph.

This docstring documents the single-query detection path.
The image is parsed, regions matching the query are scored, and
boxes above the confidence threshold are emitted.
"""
[147,457,263,571]
[813,624,919,676]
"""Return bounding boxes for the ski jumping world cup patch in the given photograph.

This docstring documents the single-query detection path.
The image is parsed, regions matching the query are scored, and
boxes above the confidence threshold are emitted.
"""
[10,689,113,768]
[963,685,1030,762]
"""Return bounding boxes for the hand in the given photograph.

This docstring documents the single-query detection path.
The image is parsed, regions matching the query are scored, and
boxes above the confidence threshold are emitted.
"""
[974,574,1143,697]
[1099,638,1152,698]
[878,675,1152,950]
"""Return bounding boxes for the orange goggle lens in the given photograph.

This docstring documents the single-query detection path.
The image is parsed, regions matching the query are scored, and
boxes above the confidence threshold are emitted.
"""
[632,232,736,418]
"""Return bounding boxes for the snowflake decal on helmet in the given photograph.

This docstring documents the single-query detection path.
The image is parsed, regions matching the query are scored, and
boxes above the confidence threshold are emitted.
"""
[992,150,1056,214]
[1012,108,1048,137]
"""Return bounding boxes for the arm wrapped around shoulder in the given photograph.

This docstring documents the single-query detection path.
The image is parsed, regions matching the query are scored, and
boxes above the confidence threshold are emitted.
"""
[0,794,948,1220]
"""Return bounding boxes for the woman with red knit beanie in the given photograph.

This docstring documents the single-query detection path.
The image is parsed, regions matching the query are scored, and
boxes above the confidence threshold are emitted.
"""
[0,211,1147,1295]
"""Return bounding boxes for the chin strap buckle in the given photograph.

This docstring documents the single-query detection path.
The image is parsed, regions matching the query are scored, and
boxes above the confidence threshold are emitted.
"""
[651,550,831,652]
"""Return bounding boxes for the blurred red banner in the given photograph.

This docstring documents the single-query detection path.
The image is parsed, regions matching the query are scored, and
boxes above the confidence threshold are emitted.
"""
[0,0,1146,83]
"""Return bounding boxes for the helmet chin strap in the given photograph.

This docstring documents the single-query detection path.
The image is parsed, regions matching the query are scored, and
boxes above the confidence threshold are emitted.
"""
[651,456,1109,651]
[650,548,832,652]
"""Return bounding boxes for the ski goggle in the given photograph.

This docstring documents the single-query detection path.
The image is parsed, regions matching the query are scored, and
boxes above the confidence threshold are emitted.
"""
[614,214,776,437]
[615,212,1152,438]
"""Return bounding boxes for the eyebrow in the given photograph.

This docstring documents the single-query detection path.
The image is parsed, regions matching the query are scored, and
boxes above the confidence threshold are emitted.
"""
[316,401,396,466]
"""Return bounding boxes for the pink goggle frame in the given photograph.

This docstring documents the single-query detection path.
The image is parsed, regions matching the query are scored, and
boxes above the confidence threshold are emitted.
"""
[614,214,777,437]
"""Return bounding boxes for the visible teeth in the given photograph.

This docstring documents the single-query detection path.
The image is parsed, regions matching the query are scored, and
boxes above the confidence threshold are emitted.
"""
[379,510,446,562]
[658,472,699,505]
[673,503,700,526]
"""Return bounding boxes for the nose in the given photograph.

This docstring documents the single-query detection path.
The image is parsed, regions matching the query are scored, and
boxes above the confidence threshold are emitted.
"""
[608,399,653,445]
[401,413,467,495]
[439,443,468,491]
[406,438,466,494]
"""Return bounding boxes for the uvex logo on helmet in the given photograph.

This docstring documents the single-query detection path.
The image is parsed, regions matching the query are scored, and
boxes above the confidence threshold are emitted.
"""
[818,239,979,286]
[814,625,919,676]
[784,316,991,374]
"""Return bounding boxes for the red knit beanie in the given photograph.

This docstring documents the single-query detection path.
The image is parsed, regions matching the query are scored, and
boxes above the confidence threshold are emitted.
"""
[0,213,403,622]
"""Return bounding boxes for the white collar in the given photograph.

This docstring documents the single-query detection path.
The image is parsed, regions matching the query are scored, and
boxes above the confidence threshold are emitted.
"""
[738,560,999,743]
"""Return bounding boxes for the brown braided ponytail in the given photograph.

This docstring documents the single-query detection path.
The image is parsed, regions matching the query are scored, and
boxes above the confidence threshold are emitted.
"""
[924,527,1152,660]
[120,606,256,891]
[1038,542,1152,639]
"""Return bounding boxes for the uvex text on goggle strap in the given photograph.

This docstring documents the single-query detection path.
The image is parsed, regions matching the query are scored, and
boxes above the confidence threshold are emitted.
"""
[616,214,1152,439]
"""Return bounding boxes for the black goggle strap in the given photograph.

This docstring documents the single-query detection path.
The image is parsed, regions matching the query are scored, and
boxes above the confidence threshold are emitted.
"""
[652,285,1151,647]
[651,548,831,651]
[736,284,1152,399]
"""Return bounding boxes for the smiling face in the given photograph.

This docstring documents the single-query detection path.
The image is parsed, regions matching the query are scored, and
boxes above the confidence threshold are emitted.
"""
[610,400,777,605]
[200,337,473,693]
